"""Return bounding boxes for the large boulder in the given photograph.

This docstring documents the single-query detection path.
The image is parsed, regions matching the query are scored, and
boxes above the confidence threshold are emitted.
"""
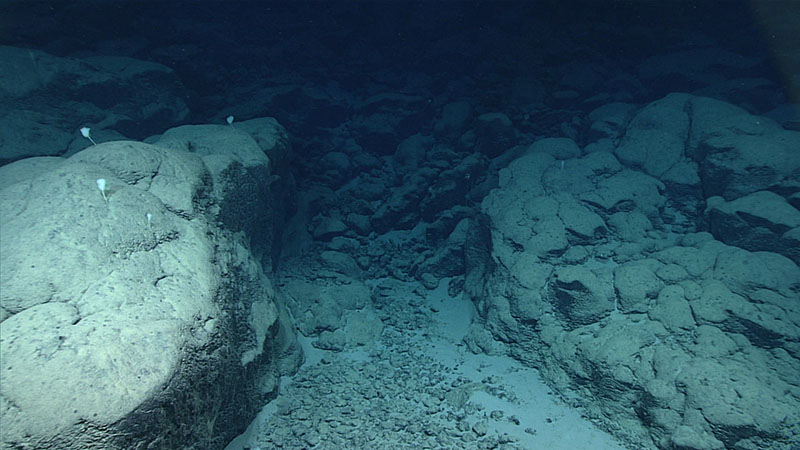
[614,93,690,179]
[0,120,301,449]
[152,119,294,270]
[690,97,800,201]
[610,93,800,224]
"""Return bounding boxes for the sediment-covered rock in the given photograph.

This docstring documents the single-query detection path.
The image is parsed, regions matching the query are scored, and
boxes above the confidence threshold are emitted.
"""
[0,119,301,450]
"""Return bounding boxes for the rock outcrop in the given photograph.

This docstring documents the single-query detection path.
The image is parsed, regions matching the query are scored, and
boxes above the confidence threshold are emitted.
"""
[465,94,800,449]
[0,46,190,164]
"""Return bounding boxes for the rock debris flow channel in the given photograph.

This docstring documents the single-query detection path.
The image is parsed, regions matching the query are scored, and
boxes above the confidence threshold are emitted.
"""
[226,280,625,450]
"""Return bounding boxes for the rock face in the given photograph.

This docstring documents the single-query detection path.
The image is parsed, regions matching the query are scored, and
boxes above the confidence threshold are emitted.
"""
[465,94,800,449]
[0,119,301,450]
